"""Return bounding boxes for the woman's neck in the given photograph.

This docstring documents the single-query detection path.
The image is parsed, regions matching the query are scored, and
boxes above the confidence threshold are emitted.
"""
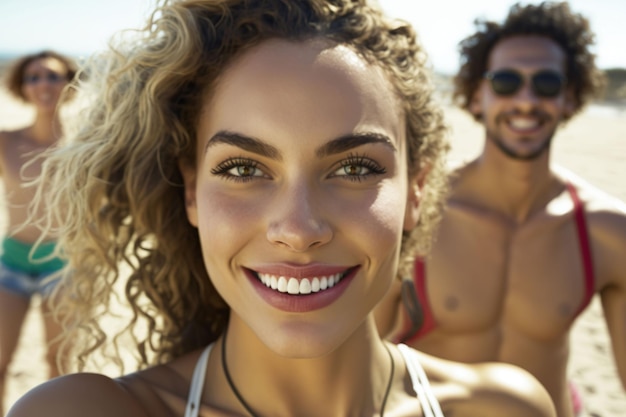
[28,111,63,145]
[207,315,395,417]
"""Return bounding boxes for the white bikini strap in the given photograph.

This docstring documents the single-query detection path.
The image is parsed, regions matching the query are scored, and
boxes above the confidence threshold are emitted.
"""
[398,343,445,417]
[184,344,214,417]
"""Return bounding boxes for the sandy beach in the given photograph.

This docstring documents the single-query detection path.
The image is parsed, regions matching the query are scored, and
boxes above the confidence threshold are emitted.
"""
[1,88,625,416]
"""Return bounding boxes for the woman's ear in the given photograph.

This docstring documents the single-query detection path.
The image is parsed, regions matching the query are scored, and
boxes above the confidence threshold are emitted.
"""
[404,167,429,231]
[178,159,198,227]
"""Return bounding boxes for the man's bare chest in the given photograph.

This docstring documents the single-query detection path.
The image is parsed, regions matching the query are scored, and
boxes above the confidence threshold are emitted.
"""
[425,205,592,339]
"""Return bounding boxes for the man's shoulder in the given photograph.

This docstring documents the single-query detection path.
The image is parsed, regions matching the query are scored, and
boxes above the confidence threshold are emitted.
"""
[7,372,150,417]
[445,157,474,179]
[564,167,626,264]
[555,165,626,216]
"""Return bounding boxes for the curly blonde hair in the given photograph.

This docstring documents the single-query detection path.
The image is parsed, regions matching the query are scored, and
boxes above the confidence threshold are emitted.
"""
[35,0,449,371]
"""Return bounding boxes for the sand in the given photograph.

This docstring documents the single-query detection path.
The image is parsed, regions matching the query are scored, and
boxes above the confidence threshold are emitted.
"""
[1,89,625,416]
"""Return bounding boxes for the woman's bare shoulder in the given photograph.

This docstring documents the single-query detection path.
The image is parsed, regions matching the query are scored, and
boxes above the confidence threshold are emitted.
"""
[0,127,27,140]
[116,354,199,417]
[413,350,556,417]
[0,128,29,154]
[7,372,151,417]
[464,361,556,417]
[0,129,12,146]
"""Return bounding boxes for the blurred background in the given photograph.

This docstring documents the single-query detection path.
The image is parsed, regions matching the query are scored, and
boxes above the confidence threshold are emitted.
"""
[0,1,625,416]
[1,0,625,104]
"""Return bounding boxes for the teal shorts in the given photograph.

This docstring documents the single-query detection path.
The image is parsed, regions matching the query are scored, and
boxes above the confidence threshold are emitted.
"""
[0,237,66,297]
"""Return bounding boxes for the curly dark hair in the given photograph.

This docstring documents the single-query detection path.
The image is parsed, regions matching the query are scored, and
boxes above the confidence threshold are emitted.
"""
[453,1,606,120]
[32,0,449,371]
[3,50,78,102]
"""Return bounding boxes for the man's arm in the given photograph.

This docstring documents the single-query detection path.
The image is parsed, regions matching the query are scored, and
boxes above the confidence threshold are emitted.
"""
[594,201,626,391]
[601,284,626,390]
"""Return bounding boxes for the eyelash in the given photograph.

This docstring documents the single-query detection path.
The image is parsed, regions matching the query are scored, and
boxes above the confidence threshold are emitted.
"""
[209,153,387,183]
[210,157,263,183]
[334,154,386,182]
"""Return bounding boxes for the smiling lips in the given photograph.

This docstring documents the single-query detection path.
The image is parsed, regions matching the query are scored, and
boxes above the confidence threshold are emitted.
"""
[248,266,358,312]
[257,272,345,295]
[508,117,540,131]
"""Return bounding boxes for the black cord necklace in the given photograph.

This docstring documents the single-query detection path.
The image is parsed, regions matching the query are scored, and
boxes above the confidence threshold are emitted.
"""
[221,329,395,417]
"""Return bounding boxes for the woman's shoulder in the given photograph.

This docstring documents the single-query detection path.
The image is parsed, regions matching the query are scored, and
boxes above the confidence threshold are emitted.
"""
[0,127,29,153]
[404,347,556,417]
[0,128,14,146]
[0,127,28,140]
[116,351,204,417]
[7,346,209,417]
[7,372,151,417]
[459,361,556,417]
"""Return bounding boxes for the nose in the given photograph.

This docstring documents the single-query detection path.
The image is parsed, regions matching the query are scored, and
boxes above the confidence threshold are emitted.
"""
[511,81,540,112]
[266,182,333,252]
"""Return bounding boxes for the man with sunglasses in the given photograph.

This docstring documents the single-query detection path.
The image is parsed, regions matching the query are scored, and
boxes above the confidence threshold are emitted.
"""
[376,2,625,417]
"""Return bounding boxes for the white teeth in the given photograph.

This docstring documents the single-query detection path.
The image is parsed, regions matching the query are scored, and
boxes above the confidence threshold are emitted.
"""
[257,272,344,295]
[299,279,312,294]
[311,278,320,293]
[509,118,538,130]
[287,278,299,294]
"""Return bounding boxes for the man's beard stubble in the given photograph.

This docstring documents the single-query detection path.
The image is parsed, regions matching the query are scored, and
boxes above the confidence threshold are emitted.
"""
[486,110,557,161]
[487,130,554,161]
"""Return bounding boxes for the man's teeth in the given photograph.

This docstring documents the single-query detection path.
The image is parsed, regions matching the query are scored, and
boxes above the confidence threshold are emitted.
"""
[509,118,539,130]
[258,273,344,295]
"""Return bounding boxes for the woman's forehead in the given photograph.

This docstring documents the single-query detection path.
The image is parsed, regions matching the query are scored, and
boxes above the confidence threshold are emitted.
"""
[220,39,383,89]
[198,38,404,147]
[24,57,68,74]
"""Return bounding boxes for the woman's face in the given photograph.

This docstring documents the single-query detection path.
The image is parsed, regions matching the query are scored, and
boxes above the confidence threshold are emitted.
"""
[21,57,69,113]
[181,39,422,357]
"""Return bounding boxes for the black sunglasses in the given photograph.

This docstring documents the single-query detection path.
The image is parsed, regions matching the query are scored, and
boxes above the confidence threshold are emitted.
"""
[23,71,66,85]
[484,69,567,98]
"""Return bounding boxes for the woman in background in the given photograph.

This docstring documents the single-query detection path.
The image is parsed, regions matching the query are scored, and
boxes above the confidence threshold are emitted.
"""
[0,50,77,415]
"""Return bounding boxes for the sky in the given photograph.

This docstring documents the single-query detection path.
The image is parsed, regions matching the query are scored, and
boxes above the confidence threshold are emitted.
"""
[0,0,624,74]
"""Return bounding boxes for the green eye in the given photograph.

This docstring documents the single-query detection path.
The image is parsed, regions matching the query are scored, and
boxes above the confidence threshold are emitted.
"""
[332,154,386,182]
[211,157,268,182]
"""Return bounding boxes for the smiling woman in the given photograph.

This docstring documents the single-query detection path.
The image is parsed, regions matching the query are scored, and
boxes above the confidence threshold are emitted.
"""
[7,1,555,417]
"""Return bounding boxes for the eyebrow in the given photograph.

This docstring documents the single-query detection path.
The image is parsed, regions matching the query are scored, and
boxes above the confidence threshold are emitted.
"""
[205,130,396,159]
[316,132,396,157]
[205,131,281,160]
